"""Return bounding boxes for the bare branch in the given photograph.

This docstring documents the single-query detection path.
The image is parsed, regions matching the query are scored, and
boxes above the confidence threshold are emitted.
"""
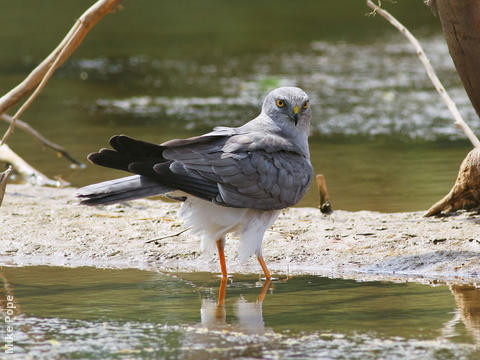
[0,114,84,167]
[366,0,480,149]
[0,0,124,144]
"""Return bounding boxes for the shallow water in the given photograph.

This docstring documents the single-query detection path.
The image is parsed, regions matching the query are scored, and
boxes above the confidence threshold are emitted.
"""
[1,266,480,359]
[0,1,476,212]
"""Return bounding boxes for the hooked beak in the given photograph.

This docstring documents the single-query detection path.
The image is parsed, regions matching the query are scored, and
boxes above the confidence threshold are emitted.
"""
[291,105,300,125]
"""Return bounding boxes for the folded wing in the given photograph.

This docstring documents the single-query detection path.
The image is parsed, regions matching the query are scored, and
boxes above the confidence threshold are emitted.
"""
[85,132,313,210]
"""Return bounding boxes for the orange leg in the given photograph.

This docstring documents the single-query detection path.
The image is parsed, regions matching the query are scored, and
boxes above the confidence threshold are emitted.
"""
[257,255,271,280]
[216,239,227,278]
[216,240,228,318]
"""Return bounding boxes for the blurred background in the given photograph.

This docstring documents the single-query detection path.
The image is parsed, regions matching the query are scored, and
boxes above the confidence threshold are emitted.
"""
[0,0,476,212]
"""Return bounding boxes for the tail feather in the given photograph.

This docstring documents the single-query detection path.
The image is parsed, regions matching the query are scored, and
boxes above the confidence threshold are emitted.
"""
[77,175,173,206]
[87,135,167,172]
[109,135,166,158]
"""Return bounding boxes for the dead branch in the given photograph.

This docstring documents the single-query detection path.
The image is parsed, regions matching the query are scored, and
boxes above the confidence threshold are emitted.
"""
[0,0,124,144]
[0,114,84,167]
[0,144,60,186]
[366,0,480,149]
[0,166,13,207]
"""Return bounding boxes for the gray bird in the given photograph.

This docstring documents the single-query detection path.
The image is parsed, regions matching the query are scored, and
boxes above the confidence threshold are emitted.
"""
[77,87,313,279]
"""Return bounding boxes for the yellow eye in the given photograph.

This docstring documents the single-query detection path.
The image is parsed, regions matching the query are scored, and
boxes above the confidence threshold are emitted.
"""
[276,99,285,108]
[303,101,309,109]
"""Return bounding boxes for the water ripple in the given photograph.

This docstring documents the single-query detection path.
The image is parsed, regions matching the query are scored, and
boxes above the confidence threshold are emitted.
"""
[83,34,478,141]
[7,316,478,359]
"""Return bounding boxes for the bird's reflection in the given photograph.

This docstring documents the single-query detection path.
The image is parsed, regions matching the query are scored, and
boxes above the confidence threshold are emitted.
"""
[199,277,271,334]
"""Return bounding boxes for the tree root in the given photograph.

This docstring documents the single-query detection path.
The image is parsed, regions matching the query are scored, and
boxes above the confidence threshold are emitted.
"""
[425,148,480,217]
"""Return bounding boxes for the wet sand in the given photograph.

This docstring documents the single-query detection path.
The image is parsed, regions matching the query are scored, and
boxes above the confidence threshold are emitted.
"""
[2,184,480,284]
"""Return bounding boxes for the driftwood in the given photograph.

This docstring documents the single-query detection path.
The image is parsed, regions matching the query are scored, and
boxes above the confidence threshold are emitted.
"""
[425,148,480,216]
[0,145,59,187]
[0,166,13,207]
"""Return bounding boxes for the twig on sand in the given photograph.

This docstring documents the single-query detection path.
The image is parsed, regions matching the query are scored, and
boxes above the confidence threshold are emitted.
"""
[366,0,480,148]
[0,114,84,167]
[0,0,124,145]
[145,228,191,244]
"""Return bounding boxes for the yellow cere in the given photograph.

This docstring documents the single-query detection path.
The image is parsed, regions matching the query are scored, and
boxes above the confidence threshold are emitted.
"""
[293,105,300,114]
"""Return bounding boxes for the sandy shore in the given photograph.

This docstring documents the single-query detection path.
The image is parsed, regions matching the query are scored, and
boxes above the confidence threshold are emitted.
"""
[2,184,480,284]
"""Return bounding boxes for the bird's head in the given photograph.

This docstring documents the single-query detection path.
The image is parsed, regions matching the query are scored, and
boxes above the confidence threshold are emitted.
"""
[261,87,311,134]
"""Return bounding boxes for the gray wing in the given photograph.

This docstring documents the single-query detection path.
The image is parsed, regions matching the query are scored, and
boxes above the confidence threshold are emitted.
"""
[161,133,313,210]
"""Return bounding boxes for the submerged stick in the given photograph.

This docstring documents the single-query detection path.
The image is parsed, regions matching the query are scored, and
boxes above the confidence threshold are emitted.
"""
[0,0,124,144]
[366,0,480,148]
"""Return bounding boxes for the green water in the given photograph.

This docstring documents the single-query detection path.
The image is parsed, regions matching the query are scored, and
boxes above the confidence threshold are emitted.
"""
[1,266,480,359]
[0,1,476,212]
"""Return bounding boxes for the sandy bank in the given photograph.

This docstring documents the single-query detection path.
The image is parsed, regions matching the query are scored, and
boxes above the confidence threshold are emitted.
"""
[2,184,480,284]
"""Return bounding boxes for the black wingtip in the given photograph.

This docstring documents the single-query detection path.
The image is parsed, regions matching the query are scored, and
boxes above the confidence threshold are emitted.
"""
[109,134,128,151]
[87,148,108,164]
[87,148,131,171]
[87,134,168,173]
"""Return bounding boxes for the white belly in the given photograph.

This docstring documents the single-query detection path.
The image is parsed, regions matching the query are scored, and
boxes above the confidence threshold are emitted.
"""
[178,197,280,261]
